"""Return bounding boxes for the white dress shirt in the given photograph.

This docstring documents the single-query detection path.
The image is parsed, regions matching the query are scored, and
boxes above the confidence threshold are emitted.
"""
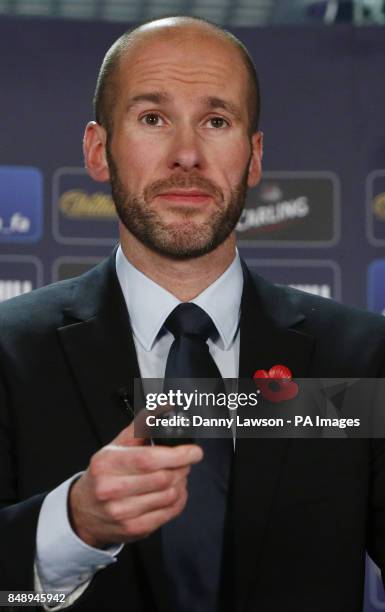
[34,245,243,608]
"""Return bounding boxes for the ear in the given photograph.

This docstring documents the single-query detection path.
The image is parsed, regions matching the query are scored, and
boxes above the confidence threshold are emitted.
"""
[247,131,263,188]
[83,121,110,182]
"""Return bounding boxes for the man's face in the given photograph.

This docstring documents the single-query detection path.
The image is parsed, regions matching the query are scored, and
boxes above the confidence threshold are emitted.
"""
[102,29,262,259]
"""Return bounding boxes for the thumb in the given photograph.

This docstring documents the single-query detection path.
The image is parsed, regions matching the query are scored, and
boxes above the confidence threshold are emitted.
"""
[112,403,173,447]
[112,416,147,447]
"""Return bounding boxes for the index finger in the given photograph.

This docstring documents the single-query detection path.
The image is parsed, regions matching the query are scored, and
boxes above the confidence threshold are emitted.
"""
[106,442,204,475]
[131,443,204,473]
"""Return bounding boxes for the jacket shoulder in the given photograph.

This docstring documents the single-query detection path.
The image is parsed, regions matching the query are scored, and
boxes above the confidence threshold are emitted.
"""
[0,255,115,336]
[248,267,385,334]
[281,283,385,335]
[0,277,78,331]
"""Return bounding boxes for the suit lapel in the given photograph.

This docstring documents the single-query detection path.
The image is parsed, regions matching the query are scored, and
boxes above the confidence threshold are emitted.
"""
[232,262,315,612]
[57,252,140,445]
[238,260,314,379]
[57,251,172,612]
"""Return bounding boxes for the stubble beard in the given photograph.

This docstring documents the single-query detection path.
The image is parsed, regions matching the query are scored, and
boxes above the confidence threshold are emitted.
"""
[107,148,250,260]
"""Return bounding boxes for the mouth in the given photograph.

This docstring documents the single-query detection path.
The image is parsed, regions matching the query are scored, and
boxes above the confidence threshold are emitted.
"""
[155,190,213,204]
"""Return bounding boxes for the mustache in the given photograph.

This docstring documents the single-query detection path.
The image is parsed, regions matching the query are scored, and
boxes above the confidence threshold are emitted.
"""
[143,174,223,202]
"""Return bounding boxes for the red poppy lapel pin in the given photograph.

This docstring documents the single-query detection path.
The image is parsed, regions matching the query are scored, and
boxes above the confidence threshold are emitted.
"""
[253,364,299,403]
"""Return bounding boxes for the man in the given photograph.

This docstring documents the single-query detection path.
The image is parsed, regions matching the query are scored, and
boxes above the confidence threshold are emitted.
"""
[1,15,385,612]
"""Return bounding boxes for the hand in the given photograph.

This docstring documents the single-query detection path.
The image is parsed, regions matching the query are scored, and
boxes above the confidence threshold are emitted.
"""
[68,419,203,548]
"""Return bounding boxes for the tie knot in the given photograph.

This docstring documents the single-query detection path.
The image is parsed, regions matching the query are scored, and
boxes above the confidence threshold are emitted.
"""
[164,303,216,342]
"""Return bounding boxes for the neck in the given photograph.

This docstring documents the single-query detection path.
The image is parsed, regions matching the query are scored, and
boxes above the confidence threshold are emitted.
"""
[119,226,237,302]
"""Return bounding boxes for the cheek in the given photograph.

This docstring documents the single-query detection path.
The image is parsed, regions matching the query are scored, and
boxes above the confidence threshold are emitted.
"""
[216,154,250,192]
[112,141,158,190]
[214,135,251,172]
[112,124,156,161]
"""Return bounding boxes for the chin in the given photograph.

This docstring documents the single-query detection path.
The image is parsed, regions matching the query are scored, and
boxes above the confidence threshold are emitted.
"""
[145,229,214,259]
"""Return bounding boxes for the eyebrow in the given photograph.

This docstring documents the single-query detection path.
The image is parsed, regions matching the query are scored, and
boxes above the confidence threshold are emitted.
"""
[125,92,242,121]
[201,96,242,121]
[126,92,170,113]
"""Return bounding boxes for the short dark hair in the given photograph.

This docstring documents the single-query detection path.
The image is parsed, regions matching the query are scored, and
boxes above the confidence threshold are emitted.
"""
[93,16,260,137]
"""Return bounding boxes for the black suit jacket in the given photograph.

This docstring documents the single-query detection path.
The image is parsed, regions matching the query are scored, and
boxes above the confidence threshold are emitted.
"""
[1,252,385,611]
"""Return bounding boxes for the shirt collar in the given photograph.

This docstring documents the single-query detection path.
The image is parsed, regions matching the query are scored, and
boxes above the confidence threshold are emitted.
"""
[115,245,243,351]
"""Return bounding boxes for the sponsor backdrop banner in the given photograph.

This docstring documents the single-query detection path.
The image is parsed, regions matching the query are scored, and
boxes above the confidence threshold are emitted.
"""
[0,16,384,610]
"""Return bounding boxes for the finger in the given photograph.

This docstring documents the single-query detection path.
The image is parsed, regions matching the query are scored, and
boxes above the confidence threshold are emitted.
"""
[112,419,147,447]
[120,489,189,539]
[112,404,175,446]
[94,466,191,501]
[104,481,188,522]
[102,443,203,475]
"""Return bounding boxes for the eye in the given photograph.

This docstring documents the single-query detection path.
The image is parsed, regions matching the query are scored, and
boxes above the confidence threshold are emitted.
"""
[206,116,229,129]
[140,113,165,126]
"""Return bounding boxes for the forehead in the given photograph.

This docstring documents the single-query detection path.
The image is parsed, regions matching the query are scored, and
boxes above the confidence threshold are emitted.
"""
[115,29,248,101]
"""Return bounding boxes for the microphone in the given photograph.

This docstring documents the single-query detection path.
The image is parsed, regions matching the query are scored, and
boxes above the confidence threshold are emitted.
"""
[116,386,193,446]
[116,387,135,417]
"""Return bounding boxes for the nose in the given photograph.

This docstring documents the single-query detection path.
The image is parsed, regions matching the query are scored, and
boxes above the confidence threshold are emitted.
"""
[166,125,205,172]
